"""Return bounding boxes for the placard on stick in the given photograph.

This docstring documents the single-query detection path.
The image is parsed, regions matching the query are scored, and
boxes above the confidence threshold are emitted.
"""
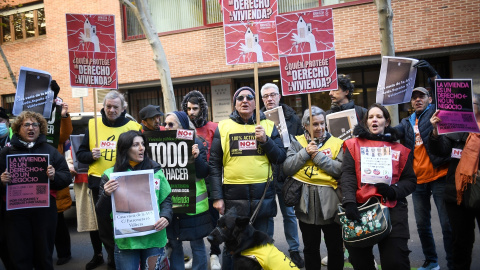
[13,67,54,118]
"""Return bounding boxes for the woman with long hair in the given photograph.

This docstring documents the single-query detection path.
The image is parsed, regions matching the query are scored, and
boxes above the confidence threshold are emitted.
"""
[341,103,416,269]
[96,130,172,270]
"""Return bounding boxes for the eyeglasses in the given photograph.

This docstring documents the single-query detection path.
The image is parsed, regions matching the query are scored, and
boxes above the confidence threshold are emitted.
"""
[262,93,279,99]
[23,123,40,128]
[163,122,175,128]
[236,94,254,102]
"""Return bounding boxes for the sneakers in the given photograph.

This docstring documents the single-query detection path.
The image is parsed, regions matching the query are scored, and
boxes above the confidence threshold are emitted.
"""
[210,254,221,270]
[85,254,104,270]
[185,257,193,269]
[418,260,440,270]
[289,251,305,268]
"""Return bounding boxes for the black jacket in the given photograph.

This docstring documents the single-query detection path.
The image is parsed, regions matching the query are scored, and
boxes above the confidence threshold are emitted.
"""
[341,125,417,238]
[394,104,450,167]
[261,103,303,183]
[96,158,173,223]
[326,100,367,123]
[208,110,286,218]
[429,132,470,204]
[0,134,71,192]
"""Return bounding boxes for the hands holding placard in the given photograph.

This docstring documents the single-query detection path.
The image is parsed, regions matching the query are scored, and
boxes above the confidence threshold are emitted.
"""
[430,110,441,137]
[1,170,10,186]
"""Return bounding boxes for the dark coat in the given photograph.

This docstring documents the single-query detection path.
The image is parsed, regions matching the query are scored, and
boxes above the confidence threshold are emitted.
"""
[326,100,367,123]
[209,110,286,218]
[429,132,470,204]
[341,125,417,238]
[394,104,450,167]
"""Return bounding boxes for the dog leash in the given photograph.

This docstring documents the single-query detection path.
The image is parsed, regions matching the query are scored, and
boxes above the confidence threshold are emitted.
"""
[249,170,272,226]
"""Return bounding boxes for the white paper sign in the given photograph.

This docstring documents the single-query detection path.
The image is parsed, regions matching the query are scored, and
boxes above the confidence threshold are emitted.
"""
[326,109,357,141]
[360,146,392,185]
[264,106,290,148]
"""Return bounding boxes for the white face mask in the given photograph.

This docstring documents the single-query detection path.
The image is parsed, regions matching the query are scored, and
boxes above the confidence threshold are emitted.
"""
[0,123,8,136]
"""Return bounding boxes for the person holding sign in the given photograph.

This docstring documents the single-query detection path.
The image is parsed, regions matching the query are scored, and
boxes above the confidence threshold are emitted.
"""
[95,130,172,270]
[394,85,453,270]
[162,111,211,270]
[209,86,286,269]
[283,106,344,270]
[341,104,416,270]
[428,93,480,270]
[0,111,71,270]
[327,74,367,123]
[76,90,142,270]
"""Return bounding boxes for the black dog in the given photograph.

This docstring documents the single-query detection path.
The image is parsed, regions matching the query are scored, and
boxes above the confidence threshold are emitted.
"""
[207,208,299,270]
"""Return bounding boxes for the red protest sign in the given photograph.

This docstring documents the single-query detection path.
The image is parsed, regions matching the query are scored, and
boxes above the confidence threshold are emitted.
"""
[276,9,337,95]
[222,0,278,65]
[66,14,118,89]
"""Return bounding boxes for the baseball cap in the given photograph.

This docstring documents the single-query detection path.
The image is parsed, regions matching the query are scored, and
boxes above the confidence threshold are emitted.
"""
[139,105,163,120]
[412,87,430,96]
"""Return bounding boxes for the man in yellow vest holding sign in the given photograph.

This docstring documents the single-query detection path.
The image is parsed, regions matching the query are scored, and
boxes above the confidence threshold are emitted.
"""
[209,86,286,269]
[76,90,141,270]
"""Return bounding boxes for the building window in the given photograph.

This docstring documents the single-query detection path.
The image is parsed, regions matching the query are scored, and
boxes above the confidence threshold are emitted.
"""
[123,0,222,39]
[2,94,15,114]
[0,3,46,44]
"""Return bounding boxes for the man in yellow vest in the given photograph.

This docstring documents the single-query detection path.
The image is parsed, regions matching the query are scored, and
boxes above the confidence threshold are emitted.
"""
[76,90,141,270]
[209,86,286,269]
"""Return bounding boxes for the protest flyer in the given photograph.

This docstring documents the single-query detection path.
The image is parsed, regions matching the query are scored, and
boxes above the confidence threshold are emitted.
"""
[376,56,418,105]
[435,79,479,134]
[110,169,159,239]
[66,14,118,89]
[70,134,90,173]
[276,9,337,96]
[264,106,290,148]
[13,67,54,118]
[6,154,50,210]
[222,0,278,64]
[144,130,196,213]
[360,147,392,185]
[326,108,357,141]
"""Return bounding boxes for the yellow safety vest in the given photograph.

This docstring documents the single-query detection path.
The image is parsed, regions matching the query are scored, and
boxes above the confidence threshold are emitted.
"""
[292,135,343,188]
[219,119,275,185]
[241,243,300,270]
[88,118,141,177]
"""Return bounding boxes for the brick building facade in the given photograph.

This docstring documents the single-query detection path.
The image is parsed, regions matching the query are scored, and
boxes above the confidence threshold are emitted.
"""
[0,0,479,121]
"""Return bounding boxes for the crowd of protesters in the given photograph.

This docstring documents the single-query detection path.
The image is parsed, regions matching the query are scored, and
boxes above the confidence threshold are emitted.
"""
[0,59,479,270]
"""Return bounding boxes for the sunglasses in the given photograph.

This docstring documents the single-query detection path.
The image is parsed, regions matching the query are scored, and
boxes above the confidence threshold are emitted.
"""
[236,94,254,102]
[163,122,175,128]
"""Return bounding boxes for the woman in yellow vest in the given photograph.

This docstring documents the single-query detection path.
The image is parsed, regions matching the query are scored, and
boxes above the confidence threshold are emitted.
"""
[283,106,344,270]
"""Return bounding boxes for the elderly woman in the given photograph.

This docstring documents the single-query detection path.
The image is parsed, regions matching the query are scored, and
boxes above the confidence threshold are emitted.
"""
[283,106,344,270]
[341,103,416,270]
[0,111,71,269]
[96,130,172,270]
[163,111,211,270]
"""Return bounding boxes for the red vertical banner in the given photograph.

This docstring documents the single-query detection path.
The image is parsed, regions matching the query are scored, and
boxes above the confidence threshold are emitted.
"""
[276,9,337,96]
[66,14,118,89]
[222,0,278,65]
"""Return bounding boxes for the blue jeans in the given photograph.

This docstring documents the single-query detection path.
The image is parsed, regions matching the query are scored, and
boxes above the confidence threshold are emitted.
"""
[114,245,164,270]
[267,181,300,252]
[222,216,269,270]
[412,177,453,269]
[169,238,207,270]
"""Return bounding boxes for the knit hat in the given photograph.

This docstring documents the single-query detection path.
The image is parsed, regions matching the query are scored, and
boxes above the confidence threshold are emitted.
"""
[173,111,190,129]
[233,86,255,103]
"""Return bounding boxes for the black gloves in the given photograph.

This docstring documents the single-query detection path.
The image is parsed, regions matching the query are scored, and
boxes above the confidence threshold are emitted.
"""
[414,60,438,78]
[50,80,60,99]
[374,183,396,200]
[344,202,361,222]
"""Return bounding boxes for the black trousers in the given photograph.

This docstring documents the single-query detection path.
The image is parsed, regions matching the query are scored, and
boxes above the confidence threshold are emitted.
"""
[91,186,115,262]
[208,197,221,256]
[347,236,410,270]
[6,199,57,270]
[445,201,480,270]
[55,211,71,259]
[298,221,344,270]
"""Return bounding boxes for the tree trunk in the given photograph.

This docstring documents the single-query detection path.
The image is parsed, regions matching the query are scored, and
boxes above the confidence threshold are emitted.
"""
[374,0,398,126]
[121,0,176,113]
[0,45,17,88]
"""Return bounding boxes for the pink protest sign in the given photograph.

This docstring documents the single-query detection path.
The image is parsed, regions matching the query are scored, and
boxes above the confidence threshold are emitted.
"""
[276,9,337,96]
[222,0,278,64]
[6,154,50,210]
[66,14,118,89]
[435,79,479,134]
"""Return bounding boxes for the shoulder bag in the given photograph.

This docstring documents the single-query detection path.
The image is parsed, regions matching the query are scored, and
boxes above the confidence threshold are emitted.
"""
[282,176,303,207]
